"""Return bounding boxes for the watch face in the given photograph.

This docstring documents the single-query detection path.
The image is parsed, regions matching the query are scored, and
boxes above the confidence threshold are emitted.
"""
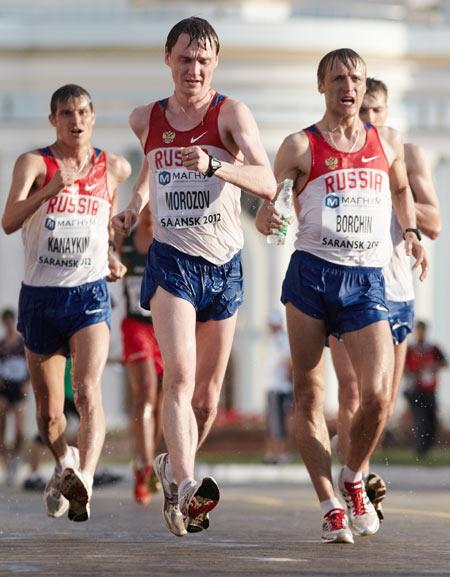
[211,158,222,171]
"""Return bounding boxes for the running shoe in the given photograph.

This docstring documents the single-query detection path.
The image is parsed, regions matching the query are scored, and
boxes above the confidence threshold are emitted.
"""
[321,508,354,544]
[179,477,220,534]
[23,473,46,492]
[133,465,157,505]
[365,472,386,521]
[60,468,91,522]
[338,469,380,536]
[43,446,79,518]
[153,453,186,537]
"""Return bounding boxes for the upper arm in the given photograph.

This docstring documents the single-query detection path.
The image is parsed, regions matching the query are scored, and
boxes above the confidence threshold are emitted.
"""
[219,100,271,168]
[107,153,132,213]
[5,152,43,205]
[129,104,153,148]
[405,143,439,208]
[274,132,310,192]
[379,127,409,195]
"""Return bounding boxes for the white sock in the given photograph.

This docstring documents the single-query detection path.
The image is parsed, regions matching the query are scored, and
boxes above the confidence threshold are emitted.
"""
[179,477,196,497]
[81,469,94,492]
[342,465,363,484]
[58,446,75,472]
[320,497,343,517]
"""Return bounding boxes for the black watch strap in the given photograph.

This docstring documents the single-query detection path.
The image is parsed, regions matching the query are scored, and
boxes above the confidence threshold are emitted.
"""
[205,155,222,177]
[403,228,422,241]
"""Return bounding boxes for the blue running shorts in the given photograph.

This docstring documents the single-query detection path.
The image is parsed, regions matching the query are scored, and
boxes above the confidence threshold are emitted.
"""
[17,279,111,355]
[387,299,414,345]
[281,251,389,339]
[140,240,243,322]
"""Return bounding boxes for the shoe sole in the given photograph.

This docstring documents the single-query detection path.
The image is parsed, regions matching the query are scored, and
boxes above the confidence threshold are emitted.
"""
[60,468,90,522]
[321,533,354,544]
[365,473,386,521]
[186,477,219,533]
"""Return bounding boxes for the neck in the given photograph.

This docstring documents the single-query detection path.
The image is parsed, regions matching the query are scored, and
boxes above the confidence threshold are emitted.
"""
[53,140,91,162]
[320,113,361,135]
[173,88,213,111]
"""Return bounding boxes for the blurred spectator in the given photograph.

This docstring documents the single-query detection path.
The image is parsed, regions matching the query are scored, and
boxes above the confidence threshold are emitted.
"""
[0,308,30,485]
[403,320,448,457]
[263,310,293,464]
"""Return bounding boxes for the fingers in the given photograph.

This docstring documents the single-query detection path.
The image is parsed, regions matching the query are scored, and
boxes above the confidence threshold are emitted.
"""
[180,146,207,172]
[111,210,136,236]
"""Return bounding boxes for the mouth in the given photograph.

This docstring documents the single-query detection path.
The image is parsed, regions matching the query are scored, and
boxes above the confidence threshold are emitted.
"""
[71,128,83,135]
[341,96,355,106]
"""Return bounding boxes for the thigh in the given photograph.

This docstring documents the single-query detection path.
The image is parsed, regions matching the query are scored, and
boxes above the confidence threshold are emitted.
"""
[127,359,159,404]
[69,322,110,393]
[343,320,394,396]
[25,348,66,413]
[150,286,197,382]
[193,314,237,406]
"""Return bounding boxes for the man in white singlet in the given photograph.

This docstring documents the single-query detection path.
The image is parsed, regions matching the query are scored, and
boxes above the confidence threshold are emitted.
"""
[2,84,131,522]
[256,49,427,544]
[329,77,441,519]
[112,17,276,536]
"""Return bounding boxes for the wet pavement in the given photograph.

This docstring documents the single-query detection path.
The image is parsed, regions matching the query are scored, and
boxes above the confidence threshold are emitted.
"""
[1,466,450,576]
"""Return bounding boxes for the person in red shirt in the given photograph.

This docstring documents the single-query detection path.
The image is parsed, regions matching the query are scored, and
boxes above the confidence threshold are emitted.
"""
[404,320,447,457]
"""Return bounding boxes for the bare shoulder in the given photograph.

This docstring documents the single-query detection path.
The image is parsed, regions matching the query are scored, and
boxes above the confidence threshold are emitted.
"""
[14,149,46,177]
[282,130,310,154]
[106,152,132,183]
[220,97,254,124]
[376,125,403,149]
[404,142,427,166]
[129,103,153,138]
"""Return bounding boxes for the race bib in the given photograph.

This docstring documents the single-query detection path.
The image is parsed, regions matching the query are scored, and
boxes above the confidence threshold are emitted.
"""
[155,168,223,229]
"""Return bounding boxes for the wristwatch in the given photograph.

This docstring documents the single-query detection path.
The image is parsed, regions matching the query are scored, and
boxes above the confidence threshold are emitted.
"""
[205,155,222,177]
[403,228,422,241]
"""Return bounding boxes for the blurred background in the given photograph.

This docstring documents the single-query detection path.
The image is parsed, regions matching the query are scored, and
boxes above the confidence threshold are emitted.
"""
[1,0,450,463]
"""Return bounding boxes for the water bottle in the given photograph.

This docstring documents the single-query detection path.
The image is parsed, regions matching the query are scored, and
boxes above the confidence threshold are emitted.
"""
[267,178,294,245]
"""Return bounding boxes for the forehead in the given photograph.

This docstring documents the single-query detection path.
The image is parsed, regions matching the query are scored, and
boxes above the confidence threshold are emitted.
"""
[54,95,92,113]
[362,91,387,106]
[325,58,366,79]
[170,33,216,57]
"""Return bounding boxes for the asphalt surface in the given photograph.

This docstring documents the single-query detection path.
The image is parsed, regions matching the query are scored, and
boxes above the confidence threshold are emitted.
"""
[1,467,450,577]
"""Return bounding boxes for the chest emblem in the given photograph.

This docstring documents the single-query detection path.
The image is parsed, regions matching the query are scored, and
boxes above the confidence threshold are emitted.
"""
[162,130,176,144]
[325,157,339,170]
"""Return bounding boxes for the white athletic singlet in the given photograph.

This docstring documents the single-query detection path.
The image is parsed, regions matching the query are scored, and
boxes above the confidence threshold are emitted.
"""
[383,213,415,301]
[22,147,111,287]
[144,92,243,265]
[295,124,392,267]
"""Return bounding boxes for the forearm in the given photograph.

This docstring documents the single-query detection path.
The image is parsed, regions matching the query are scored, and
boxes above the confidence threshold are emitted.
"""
[415,202,441,239]
[392,187,417,231]
[2,188,53,234]
[214,162,276,201]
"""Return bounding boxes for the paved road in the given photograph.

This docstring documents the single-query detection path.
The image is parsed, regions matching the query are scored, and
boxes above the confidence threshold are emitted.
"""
[1,471,450,577]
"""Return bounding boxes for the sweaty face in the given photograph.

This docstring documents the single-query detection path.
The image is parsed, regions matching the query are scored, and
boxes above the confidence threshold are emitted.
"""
[165,33,218,97]
[50,96,95,146]
[319,60,366,118]
[359,91,388,126]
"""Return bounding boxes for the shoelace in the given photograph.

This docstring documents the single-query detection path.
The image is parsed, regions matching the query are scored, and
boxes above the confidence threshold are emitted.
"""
[324,508,346,530]
[344,481,367,516]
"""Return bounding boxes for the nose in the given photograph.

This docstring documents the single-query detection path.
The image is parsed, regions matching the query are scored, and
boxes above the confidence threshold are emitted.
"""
[188,59,201,77]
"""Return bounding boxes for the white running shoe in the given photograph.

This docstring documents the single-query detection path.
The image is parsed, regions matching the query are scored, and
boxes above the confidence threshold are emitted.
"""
[365,472,386,521]
[321,508,354,544]
[60,467,92,522]
[44,446,79,518]
[338,470,380,536]
[153,453,187,537]
[179,477,220,534]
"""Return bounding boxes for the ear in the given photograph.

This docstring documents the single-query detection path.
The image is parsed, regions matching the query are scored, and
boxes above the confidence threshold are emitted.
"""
[164,50,170,66]
[91,111,96,126]
[49,113,56,127]
[318,79,325,94]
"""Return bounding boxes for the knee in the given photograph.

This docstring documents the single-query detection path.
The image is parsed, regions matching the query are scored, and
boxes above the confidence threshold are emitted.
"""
[360,390,389,419]
[73,384,101,415]
[338,378,359,414]
[38,409,65,431]
[192,405,217,428]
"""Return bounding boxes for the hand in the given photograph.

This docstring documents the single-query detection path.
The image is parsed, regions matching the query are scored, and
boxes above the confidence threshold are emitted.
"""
[180,146,209,173]
[106,253,127,282]
[111,208,138,237]
[255,201,284,235]
[46,167,78,197]
[404,233,428,281]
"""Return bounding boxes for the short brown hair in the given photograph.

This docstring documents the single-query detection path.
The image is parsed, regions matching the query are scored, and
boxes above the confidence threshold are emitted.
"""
[165,17,220,55]
[366,77,388,99]
[50,84,93,116]
[317,48,366,83]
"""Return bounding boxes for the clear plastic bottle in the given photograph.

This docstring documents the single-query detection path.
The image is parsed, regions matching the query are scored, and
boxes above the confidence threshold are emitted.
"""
[267,178,294,245]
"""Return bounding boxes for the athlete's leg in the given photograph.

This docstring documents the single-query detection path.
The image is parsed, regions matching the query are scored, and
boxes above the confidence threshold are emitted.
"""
[127,359,159,467]
[151,287,197,485]
[69,322,109,476]
[12,399,27,455]
[0,397,8,466]
[26,349,68,463]
[192,314,237,448]
[387,341,408,420]
[285,303,333,502]
[329,337,359,463]
[342,321,393,472]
